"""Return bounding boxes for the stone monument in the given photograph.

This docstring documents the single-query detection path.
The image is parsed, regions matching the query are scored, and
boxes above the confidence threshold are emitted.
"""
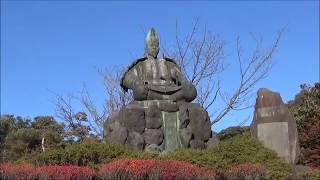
[104,28,218,151]
[251,88,300,164]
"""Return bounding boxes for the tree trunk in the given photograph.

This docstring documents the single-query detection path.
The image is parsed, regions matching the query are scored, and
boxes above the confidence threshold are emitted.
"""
[41,137,45,152]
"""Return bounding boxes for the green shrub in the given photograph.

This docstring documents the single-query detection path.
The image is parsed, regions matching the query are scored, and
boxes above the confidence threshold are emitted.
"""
[4,128,41,161]
[162,134,293,179]
[298,169,320,180]
[217,126,250,141]
[27,142,132,167]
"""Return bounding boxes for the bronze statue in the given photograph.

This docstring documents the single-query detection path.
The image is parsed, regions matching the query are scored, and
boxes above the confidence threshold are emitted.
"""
[121,28,197,102]
[105,28,216,152]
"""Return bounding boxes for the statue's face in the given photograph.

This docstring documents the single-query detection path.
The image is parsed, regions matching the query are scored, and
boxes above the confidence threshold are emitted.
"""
[147,40,159,58]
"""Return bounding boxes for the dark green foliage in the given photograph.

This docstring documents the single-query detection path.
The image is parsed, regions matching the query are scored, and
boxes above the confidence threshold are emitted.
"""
[287,83,320,168]
[1,115,33,161]
[31,116,65,149]
[162,133,293,179]
[1,115,66,162]
[32,116,64,132]
[0,115,31,146]
[298,169,320,180]
[4,128,41,161]
[0,117,10,150]
[217,126,250,141]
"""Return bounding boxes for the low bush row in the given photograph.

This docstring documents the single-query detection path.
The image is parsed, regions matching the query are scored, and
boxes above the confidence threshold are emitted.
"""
[0,160,267,180]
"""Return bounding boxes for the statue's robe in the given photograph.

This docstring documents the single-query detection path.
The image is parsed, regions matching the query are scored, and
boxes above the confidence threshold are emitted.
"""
[121,57,196,102]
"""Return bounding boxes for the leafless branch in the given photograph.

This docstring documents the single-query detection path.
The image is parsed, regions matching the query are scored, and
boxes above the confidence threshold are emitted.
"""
[98,66,133,113]
[169,20,225,115]
[169,21,284,125]
[54,93,91,140]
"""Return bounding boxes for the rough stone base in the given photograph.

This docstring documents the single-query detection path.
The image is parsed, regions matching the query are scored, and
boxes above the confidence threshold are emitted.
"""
[104,100,217,151]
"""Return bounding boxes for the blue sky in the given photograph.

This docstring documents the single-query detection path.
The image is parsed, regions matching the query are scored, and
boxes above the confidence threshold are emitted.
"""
[1,1,319,131]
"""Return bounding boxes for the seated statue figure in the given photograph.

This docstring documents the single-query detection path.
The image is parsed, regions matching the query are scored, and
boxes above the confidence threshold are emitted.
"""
[121,28,197,102]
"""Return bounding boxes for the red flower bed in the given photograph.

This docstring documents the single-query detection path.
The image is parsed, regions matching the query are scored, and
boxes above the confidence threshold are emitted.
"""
[0,163,37,179]
[99,159,217,180]
[225,163,267,180]
[1,161,216,180]
[0,163,95,180]
[37,165,95,180]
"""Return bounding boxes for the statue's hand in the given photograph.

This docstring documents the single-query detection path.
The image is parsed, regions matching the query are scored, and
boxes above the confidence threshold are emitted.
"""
[132,82,148,101]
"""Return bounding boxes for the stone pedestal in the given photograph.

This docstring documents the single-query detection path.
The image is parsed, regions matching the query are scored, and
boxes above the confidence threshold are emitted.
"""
[251,88,300,164]
[104,100,213,151]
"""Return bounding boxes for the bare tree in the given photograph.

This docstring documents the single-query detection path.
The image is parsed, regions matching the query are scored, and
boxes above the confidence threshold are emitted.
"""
[54,66,132,139]
[78,67,133,137]
[168,19,284,125]
[165,20,225,111]
[210,33,283,124]
[98,67,133,114]
[54,94,92,140]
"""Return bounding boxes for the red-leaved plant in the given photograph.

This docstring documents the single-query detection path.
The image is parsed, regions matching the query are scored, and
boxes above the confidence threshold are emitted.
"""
[0,163,37,180]
[99,159,217,180]
[37,165,96,180]
[1,161,270,180]
[225,163,267,180]
[0,163,96,180]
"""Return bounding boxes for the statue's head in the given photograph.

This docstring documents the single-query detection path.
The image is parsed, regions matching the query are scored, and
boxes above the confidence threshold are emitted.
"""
[145,28,159,59]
